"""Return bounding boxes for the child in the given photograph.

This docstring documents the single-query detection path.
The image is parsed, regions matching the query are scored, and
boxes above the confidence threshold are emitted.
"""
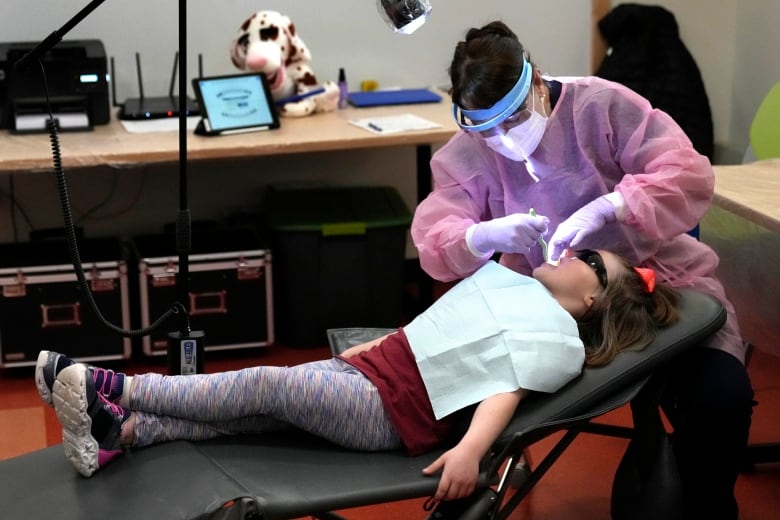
[37,249,678,503]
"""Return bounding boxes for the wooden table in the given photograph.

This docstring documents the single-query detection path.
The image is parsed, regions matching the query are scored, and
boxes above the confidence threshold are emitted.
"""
[0,100,458,178]
[712,159,780,234]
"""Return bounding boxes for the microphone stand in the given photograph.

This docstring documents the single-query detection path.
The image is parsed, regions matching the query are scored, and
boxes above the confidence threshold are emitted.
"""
[15,0,203,375]
[168,0,205,376]
[14,0,107,72]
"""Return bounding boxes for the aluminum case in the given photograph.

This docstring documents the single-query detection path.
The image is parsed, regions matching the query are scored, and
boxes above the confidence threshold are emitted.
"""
[133,229,273,356]
[0,238,131,367]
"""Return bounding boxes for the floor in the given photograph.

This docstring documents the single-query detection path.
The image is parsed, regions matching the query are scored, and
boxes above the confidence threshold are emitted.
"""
[1,342,778,519]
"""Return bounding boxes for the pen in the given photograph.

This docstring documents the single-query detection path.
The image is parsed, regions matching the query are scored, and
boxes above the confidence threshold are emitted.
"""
[368,122,383,132]
[275,87,326,106]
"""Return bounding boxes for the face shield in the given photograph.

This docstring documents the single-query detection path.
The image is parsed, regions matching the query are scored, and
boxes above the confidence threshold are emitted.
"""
[452,58,533,138]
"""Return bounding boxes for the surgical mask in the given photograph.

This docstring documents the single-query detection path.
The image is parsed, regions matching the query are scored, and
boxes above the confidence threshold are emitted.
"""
[484,90,548,161]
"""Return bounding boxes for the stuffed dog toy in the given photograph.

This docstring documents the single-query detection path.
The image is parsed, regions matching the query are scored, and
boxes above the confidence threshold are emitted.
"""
[230,10,340,117]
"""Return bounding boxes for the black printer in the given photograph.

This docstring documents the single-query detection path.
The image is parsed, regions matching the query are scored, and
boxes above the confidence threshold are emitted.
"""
[0,39,110,133]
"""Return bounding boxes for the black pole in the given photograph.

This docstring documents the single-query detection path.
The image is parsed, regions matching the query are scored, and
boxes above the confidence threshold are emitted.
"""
[13,0,107,71]
[166,0,204,376]
[176,0,191,331]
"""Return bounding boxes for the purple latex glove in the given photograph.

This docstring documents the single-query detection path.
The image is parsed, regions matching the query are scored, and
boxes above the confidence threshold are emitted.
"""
[549,196,617,261]
[468,213,549,255]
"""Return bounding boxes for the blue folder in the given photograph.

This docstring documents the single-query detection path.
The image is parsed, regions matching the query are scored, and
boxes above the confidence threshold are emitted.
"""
[348,89,442,107]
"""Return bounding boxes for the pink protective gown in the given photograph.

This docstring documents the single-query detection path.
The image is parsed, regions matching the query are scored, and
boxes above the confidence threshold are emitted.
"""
[412,76,745,363]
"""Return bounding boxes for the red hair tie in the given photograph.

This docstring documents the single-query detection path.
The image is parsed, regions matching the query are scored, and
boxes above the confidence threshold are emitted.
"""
[634,267,656,293]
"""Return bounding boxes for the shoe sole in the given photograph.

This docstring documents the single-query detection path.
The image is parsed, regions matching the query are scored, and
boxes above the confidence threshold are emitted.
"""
[53,363,99,477]
[34,350,56,407]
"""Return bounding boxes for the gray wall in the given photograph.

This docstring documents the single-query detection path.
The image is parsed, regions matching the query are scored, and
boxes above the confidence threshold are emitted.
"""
[3,0,591,106]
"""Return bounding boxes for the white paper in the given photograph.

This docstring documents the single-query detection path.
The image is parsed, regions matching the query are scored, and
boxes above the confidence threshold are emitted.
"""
[120,116,201,134]
[15,113,89,132]
[348,113,442,134]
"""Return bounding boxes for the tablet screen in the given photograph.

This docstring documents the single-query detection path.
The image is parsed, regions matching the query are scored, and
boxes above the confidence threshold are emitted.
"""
[193,73,280,133]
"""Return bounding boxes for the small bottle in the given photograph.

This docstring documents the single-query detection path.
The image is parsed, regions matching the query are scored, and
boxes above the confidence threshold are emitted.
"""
[338,67,348,109]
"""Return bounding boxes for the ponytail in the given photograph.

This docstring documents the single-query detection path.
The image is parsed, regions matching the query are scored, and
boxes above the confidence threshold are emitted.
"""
[578,259,680,366]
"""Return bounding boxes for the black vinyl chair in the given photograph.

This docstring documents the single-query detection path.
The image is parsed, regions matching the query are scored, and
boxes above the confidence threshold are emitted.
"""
[0,289,725,520]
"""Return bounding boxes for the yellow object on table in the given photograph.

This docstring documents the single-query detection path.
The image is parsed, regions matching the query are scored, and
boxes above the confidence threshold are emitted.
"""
[360,80,379,91]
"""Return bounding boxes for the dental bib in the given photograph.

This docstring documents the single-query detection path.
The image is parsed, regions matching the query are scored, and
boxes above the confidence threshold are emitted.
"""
[403,261,585,419]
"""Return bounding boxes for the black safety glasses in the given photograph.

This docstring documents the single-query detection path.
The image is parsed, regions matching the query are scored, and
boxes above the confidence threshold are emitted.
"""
[577,249,608,288]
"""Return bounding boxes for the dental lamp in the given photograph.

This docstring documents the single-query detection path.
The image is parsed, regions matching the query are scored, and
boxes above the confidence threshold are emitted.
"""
[377,0,432,34]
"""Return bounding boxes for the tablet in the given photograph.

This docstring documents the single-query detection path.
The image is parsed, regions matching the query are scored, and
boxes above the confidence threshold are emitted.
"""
[192,73,280,135]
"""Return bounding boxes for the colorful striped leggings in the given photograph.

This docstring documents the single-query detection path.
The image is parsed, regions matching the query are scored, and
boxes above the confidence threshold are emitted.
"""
[128,358,402,451]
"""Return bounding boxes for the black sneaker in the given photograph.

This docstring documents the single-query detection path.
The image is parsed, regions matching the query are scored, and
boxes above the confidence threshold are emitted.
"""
[53,363,130,477]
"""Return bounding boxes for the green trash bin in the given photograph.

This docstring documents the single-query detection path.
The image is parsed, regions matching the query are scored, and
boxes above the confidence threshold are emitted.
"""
[266,185,412,347]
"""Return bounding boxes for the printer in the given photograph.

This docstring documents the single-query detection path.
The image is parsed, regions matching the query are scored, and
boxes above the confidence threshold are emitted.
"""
[0,39,110,133]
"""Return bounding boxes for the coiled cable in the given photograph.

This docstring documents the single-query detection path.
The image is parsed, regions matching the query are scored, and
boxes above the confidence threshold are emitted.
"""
[40,60,187,338]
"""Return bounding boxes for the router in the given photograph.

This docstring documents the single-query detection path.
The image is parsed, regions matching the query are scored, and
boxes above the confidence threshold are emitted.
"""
[114,52,200,120]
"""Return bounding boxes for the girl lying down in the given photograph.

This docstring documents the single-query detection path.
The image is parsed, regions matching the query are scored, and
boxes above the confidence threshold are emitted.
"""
[36,249,679,502]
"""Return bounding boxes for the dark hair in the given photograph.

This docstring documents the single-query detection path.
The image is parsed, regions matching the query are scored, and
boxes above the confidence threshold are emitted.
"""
[577,256,680,366]
[449,21,532,110]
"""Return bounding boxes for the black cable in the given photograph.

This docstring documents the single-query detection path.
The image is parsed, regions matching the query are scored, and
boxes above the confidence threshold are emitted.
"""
[14,0,107,72]
[8,176,20,242]
[75,169,120,224]
[0,184,36,238]
[39,60,188,338]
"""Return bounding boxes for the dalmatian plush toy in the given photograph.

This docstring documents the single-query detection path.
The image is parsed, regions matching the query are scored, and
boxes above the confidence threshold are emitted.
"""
[230,10,340,117]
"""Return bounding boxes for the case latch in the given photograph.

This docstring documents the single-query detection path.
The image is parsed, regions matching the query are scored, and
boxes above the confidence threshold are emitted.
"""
[236,256,261,280]
[89,264,116,293]
[152,259,178,287]
[2,271,27,298]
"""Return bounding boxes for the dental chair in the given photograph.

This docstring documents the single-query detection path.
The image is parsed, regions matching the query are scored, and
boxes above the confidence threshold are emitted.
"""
[0,289,725,520]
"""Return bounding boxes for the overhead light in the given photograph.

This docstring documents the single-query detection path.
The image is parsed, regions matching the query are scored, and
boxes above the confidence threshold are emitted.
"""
[376,0,432,34]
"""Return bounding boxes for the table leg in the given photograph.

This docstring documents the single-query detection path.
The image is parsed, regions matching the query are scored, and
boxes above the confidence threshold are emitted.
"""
[415,145,433,308]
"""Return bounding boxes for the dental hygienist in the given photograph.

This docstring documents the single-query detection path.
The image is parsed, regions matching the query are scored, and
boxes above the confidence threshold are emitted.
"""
[411,21,753,520]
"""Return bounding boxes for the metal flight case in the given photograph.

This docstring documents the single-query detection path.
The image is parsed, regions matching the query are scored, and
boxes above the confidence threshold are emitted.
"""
[132,227,273,356]
[0,237,131,367]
